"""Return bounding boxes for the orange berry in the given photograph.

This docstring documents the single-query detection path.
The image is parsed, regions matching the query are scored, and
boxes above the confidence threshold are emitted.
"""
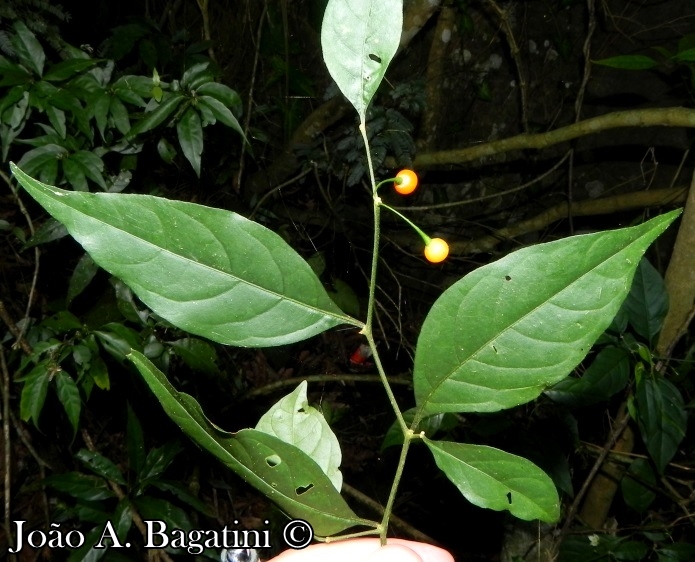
[424,238,449,263]
[394,169,418,195]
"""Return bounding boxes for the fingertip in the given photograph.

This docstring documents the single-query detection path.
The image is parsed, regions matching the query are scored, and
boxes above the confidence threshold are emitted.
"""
[365,544,423,562]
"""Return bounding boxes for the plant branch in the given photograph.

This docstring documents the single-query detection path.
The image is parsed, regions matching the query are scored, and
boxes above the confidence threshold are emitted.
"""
[452,186,686,254]
[413,107,695,168]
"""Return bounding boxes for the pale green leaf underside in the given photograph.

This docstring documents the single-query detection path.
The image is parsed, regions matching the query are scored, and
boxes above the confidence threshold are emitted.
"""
[11,164,361,347]
[414,211,680,416]
[321,0,402,120]
[424,439,560,522]
[127,351,371,536]
[256,381,343,491]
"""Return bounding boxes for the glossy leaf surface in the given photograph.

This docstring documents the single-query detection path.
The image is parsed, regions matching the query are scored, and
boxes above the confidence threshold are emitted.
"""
[321,0,402,121]
[633,374,687,474]
[128,351,372,536]
[424,438,560,522]
[12,164,360,347]
[621,257,668,343]
[414,211,679,416]
[256,381,343,491]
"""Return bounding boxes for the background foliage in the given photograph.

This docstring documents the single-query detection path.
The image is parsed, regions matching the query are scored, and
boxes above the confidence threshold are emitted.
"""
[1,1,694,561]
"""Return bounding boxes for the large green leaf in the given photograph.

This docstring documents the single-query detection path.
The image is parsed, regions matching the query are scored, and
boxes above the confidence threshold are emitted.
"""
[621,257,668,343]
[414,211,680,417]
[11,164,360,347]
[545,346,630,407]
[12,21,45,76]
[632,373,686,474]
[256,381,343,491]
[128,350,373,536]
[176,106,203,176]
[424,438,560,522]
[320,0,402,121]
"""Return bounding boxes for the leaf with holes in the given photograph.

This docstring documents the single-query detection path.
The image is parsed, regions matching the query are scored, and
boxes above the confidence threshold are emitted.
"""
[128,350,373,536]
[256,381,343,491]
[11,164,361,347]
[424,438,560,522]
[321,0,402,121]
[414,211,680,417]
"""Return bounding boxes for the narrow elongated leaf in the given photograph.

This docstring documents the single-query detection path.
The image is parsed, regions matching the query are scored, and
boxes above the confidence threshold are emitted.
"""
[76,449,126,485]
[621,257,668,343]
[128,350,373,536]
[321,0,402,121]
[20,362,51,427]
[11,164,360,347]
[127,93,185,139]
[43,59,99,81]
[545,346,630,406]
[593,54,658,70]
[176,107,203,177]
[414,211,679,417]
[633,374,686,474]
[12,21,45,76]
[56,371,82,435]
[424,438,560,522]
[256,381,343,491]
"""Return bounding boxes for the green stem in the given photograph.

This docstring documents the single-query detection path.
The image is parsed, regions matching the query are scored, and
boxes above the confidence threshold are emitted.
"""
[380,203,431,244]
[379,434,413,543]
[358,120,410,545]
[360,122,380,336]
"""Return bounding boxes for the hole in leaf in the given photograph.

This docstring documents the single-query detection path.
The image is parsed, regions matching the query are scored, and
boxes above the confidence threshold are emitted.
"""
[505,275,512,281]
[369,53,382,63]
[296,483,314,496]
[507,492,512,504]
[265,454,282,467]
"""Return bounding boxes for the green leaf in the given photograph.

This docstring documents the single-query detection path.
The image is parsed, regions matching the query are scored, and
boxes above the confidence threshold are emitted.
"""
[43,59,99,82]
[71,151,107,190]
[127,350,372,536]
[109,96,131,135]
[157,137,177,164]
[63,157,89,192]
[196,82,242,115]
[413,211,680,417]
[45,472,114,501]
[424,438,560,522]
[11,164,360,347]
[133,496,194,537]
[127,403,146,477]
[95,322,142,361]
[127,92,185,139]
[545,346,630,406]
[76,448,126,485]
[621,458,656,512]
[256,381,343,491]
[672,47,695,63]
[321,0,402,121]
[138,441,183,486]
[67,253,100,304]
[621,257,668,343]
[46,105,67,138]
[12,21,45,76]
[93,94,111,139]
[198,95,245,137]
[633,374,687,474]
[326,278,360,318]
[23,217,68,248]
[593,54,658,70]
[19,362,51,427]
[181,62,213,90]
[169,338,219,375]
[176,107,203,177]
[56,371,82,436]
